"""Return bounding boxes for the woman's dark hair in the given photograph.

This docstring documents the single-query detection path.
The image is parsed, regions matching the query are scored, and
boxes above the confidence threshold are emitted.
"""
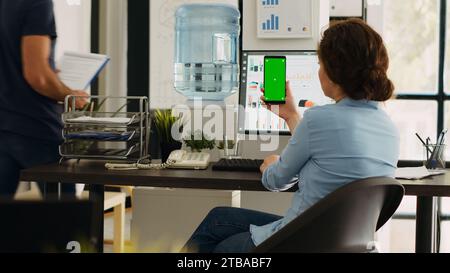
[318,18,394,102]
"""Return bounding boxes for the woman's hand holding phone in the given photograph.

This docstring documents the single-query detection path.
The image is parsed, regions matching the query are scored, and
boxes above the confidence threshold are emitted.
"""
[261,81,300,131]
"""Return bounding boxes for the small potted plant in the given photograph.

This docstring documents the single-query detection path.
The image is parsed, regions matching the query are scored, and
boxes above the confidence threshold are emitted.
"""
[183,130,216,153]
[153,109,185,163]
[217,140,236,159]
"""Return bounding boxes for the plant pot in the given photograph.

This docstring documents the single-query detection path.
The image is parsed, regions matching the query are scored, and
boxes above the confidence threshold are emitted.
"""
[160,141,182,163]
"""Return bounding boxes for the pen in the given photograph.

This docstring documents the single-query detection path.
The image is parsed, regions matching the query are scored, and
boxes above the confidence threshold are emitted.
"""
[437,129,448,163]
[439,129,448,145]
[416,133,433,154]
[437,131,444,145]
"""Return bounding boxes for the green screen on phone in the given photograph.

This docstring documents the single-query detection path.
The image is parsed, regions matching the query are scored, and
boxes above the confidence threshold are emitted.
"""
[264,57,286,103]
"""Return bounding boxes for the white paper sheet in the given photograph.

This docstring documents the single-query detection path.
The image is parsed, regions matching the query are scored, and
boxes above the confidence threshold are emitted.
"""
[395,166,446,180]
[66,116,133,125]
[58,52,110,90]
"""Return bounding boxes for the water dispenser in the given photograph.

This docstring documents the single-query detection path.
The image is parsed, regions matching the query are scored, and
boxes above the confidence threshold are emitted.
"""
[174,4,241,101]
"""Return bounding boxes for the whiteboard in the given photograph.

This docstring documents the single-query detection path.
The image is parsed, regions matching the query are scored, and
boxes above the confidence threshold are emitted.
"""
[329,0,363,17]
[149,0,238,109]
[243,0,329,51]
[257,0,313,39]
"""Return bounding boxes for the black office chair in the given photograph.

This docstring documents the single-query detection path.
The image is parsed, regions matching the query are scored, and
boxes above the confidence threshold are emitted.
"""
[253,177,405,253]
[0,200,97,253]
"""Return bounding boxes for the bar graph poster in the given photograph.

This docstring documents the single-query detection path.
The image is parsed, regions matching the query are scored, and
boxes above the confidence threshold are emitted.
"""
[257,0,313,39]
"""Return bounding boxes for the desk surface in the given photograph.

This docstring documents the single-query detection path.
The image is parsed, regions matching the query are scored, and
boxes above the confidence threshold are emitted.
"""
[20,160,267,192]
[399,174,450,197]
[20,160,450,196]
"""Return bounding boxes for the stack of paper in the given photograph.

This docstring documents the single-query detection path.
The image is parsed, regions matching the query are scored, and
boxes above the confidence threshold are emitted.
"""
[395,166,446,180]
[58,52,110,90]
[66,116,134,125]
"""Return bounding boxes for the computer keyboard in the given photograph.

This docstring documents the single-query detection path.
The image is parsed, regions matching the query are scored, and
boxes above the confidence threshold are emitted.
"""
[212,159,264,172]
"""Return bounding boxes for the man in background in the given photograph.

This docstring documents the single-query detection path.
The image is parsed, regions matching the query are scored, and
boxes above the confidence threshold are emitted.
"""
[0,0,88,197]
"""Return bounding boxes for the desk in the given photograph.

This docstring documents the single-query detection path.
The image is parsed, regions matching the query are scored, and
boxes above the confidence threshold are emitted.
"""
[20,160,448,253]
[20,160,268,253]
[398,174,450,253]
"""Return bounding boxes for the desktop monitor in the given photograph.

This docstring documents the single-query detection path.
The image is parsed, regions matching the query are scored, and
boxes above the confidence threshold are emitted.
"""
[239,51,333,135]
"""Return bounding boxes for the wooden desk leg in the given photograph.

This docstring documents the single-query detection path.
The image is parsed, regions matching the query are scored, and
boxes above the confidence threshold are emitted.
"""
[90,184,105,253]
[416,196,438,253]
[113,201,125,253]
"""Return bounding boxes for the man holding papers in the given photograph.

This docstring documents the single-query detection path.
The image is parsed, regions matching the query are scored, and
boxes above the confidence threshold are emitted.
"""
[0,0,88,197]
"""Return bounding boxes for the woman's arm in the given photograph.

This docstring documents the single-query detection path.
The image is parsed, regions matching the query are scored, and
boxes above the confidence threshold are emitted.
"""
[261,113,311,192]
[285,115,301,134]
[261,81,301,133]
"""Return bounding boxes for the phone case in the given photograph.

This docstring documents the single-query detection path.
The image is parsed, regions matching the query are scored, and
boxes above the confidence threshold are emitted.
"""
[264,56,287,104]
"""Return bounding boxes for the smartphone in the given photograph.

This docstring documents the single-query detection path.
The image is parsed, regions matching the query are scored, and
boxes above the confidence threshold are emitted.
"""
[264,56,286,104]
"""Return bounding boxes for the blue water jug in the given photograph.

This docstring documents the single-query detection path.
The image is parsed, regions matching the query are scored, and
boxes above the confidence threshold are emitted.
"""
[174,4,241,101]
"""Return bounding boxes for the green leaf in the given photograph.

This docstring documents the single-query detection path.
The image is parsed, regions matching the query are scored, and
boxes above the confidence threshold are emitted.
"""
[112,102,131,118]
[95,98,107,112]
[153,109,186,143]
[81,101,92,112]
[183,130,216,152]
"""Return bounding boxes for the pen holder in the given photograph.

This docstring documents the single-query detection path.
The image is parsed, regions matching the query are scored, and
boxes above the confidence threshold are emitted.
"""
[424,144,446,170]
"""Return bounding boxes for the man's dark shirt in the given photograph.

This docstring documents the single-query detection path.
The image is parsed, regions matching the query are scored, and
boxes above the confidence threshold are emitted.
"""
[0,0,63,143]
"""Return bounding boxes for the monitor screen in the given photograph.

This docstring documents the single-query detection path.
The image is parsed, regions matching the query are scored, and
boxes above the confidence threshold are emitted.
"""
[239,51,333,135]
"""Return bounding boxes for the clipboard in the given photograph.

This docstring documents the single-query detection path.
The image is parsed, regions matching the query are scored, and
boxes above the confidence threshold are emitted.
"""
[58,52,110,90]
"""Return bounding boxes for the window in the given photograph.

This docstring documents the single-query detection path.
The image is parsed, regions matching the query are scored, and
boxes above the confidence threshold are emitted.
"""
[444,102,450,158]
[446,3,450,93]
[381,0,441,161]
[384,101,437,160]
[383,0,440,94]
[378,0,449,253]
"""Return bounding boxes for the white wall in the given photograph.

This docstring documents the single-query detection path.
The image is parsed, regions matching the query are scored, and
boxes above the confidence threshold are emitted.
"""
[53,0,91,60]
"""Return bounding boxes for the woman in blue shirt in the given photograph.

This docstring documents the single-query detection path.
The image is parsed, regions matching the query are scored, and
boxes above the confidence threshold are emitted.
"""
[182,18,400,253]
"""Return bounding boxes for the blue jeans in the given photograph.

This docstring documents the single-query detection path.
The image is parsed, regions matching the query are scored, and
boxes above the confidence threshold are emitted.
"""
[0,131,75,198]
[182,207,283,253]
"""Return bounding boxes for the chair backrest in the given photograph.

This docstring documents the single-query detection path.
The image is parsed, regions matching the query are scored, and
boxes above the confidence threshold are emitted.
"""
[253,177,405,253]
[0,200,96,253]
